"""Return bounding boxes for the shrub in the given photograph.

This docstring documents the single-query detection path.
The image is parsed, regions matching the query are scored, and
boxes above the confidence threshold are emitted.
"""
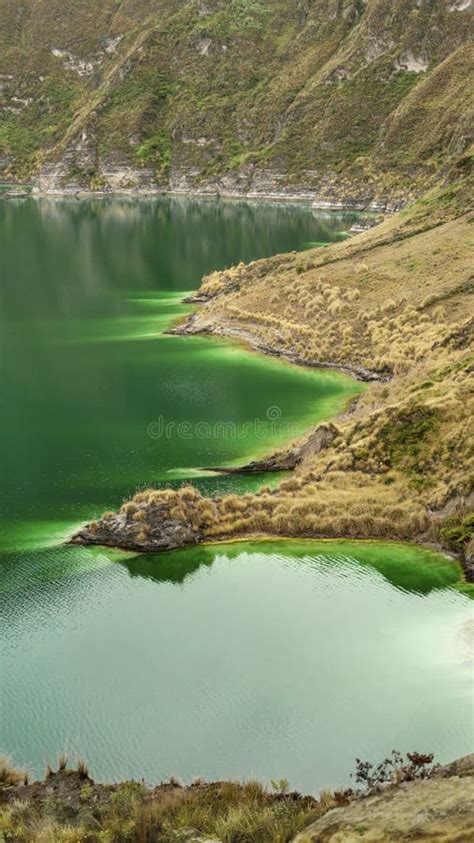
[353,751,438,795]
[439,513,474,553]
[0,757,27,789]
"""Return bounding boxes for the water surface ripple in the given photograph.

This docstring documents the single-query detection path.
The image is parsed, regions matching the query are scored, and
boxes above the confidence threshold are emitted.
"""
[0,197,472,791]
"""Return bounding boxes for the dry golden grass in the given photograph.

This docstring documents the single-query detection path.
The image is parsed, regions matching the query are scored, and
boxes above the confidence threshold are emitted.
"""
[0,772,323,843]
[80,181,473,561]
[0,757,27,789]
[179,183,473,548]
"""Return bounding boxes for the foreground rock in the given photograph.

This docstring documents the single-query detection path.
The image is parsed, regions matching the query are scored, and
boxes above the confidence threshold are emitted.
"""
[293,755,474,843]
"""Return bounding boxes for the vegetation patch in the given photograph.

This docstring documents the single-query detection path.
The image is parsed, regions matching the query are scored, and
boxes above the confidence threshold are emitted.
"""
[439,513,474,555]
[376,405,440,477]
[2,750,465,843]
[0,755,323,843]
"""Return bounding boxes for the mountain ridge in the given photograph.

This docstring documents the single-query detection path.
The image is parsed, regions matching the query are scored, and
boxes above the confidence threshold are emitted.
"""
[1,0,472,204]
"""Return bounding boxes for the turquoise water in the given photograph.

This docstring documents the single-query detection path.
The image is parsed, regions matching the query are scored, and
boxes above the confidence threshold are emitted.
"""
[0,196,472,792]
[1,539,472,793]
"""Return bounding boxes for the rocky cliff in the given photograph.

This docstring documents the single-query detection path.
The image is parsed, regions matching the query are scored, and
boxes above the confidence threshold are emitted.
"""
[1,0,472,203]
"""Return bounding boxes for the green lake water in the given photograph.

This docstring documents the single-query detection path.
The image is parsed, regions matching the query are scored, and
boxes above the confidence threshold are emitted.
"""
[0,196,472,792]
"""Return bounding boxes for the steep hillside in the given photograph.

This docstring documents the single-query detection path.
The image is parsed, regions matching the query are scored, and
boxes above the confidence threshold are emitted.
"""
[0,0,472,203]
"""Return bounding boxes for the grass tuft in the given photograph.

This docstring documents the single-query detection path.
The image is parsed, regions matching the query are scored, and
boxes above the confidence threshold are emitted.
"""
[76,756,90,780]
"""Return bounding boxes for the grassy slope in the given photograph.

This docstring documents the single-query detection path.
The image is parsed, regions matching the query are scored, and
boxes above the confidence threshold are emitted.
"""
[79,177,473,567]
[1,754,473,842]
[0,1,472,200]
[0,759,324,842]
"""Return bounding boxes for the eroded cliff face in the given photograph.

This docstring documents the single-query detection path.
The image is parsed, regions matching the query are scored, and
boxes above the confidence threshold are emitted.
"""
[0,1,472,201]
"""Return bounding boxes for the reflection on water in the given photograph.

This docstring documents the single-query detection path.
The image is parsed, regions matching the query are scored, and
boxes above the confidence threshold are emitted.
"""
[0,196,355,313]
[123,539,462,593]
[0,539,471,792]
[0,196,360,529]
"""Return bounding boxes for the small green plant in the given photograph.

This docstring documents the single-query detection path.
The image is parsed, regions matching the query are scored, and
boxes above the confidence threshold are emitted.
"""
[135,131,171,177]
[80,782,93,802]
[439,513,474,553]
[110,780,147,817]
[271,777,289,795]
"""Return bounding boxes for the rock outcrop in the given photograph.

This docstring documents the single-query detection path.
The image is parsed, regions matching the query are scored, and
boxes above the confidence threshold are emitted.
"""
[71,486,217,552]
[293,755,474,842]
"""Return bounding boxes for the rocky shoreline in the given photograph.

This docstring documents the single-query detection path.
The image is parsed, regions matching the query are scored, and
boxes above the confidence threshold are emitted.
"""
[1,753,473,842]
[1,179,394,218]
[12,152,412,210]
[168,314,390,383]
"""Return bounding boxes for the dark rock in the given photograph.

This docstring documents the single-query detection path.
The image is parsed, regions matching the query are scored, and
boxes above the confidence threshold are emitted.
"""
[203,423,339,475]
[72,509,199,553]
